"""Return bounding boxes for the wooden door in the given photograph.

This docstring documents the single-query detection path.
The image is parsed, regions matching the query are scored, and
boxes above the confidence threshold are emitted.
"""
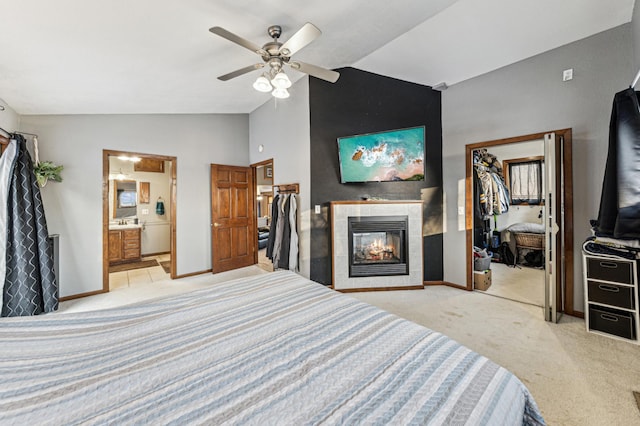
[211,164,255,273]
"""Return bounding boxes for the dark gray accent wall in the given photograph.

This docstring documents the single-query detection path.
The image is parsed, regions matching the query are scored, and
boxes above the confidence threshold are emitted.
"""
[309,67,443,284]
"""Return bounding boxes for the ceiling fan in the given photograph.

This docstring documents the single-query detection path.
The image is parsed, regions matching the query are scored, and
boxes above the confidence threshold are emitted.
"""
[209,23,340,96]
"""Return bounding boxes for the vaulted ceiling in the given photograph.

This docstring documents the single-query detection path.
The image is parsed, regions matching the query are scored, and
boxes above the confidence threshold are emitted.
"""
[0,0,634,115]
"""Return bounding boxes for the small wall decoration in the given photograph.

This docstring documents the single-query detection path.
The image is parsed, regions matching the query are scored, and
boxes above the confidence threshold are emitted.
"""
[337,126,425,183]
[139,181,150,204]
[264,165,273,179]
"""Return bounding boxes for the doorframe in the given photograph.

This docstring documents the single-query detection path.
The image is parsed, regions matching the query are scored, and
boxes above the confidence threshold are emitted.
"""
[464,129,577,316]
[102,150,177,292]
[250,158,273,264]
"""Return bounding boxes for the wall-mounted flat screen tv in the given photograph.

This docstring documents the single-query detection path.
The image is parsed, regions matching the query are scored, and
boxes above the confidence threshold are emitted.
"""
[337,126,425,183]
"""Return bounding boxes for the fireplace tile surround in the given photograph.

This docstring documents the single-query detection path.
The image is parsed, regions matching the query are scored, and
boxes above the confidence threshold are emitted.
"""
[331,201,423,291]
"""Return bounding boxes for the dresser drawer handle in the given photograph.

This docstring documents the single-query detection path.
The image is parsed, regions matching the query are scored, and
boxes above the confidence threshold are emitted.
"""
[598,261,619,269]
[599,314,619,322]
[598,284,620,293]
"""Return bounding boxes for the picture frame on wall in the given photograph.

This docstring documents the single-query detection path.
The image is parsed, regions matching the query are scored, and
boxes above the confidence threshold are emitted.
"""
[337,126,425,183]
[264,165,273,179]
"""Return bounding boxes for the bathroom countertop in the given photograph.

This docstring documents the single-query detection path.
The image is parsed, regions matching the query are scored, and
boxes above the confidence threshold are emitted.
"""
[109,224,142,230]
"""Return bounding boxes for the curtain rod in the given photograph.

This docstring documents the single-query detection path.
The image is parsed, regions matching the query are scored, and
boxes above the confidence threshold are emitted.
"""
[0,127,38,139]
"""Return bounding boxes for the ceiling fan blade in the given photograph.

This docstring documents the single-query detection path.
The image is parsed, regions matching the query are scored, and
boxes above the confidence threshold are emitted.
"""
[279,23,321,57]
[218,63,264,81]
[289,61,339,83]
[209,27,267,56]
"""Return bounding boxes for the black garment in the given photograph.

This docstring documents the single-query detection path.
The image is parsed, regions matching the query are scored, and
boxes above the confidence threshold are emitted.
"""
[596,88,640,239]
[2,135,58,316]
[266,194,279,260]
[278,196,292,270]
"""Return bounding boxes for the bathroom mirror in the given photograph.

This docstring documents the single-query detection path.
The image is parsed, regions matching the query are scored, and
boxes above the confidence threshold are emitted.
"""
[113,180,137,218]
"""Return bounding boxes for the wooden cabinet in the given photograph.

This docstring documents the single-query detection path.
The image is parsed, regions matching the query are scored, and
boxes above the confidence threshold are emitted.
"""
[109,228,141,264]
[134,158,164,173]
[583,252,639,344]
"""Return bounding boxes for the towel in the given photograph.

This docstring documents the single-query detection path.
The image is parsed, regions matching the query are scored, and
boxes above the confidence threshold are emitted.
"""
[156,200,165,215]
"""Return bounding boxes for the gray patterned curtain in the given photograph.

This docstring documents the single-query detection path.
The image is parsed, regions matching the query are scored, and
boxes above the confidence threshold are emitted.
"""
[0,135,58,316]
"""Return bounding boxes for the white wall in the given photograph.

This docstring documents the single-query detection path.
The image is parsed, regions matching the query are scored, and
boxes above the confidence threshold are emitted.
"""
[633,0,640,70]
[442,24,632,311]
[18,114,249,297]
[0,99,20,132]
[249,78,311,278]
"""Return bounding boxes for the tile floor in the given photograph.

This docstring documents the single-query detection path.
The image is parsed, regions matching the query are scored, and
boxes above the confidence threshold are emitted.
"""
[109,253,171,291]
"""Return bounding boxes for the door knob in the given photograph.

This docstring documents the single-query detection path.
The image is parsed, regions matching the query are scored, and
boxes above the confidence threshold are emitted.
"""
[213,222,221,227]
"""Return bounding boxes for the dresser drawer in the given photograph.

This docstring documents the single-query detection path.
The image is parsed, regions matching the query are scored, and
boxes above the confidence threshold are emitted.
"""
[586,258,634,284]
[123,229,140,240]
[123,248,140,259]
[588,305,636,340]
[587,281,635,309]
[123,239,140,250]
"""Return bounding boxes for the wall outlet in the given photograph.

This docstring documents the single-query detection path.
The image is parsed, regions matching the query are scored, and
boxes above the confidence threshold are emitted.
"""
[562,68,573,81]
[142,209,149,215]
[315,205,321,214]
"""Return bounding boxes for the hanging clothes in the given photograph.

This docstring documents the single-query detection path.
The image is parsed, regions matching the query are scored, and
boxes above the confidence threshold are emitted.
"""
[474,163,509,218]
[595,87,640,239]
[0,139,18,305]
[266,194,279,259]
[1,135,58,316]
[288,195,299,271]
[266,192,299,272]
[271,194,286,267]
[277,195,292,270]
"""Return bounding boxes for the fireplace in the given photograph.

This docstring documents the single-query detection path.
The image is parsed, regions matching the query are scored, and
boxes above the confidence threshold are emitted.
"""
[348,216,409,277]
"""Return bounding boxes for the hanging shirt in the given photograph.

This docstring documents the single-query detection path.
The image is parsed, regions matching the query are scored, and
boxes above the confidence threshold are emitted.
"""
[272,194,287,267]
[288,194,298,272]
[0,139,18,309]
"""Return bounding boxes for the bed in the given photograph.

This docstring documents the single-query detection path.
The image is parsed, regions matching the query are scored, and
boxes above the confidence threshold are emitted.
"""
[0,271,544,424]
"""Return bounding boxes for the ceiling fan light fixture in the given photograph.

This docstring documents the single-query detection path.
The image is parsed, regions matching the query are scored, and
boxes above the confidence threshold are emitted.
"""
[253,74,272,92]
[272,87,290,99]
[271,71,292,89]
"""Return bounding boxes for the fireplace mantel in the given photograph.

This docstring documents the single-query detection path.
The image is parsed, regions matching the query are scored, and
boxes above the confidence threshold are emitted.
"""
[330,201,423,291]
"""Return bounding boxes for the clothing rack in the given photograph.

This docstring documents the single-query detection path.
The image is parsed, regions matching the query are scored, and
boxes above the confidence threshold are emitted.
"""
[0,126,39,142]
[274,183,299,194]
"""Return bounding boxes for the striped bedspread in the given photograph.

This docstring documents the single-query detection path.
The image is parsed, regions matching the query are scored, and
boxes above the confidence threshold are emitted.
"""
[0,271,545,425]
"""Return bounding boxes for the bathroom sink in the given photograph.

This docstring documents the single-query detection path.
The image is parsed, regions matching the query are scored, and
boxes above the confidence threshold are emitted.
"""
[109,224,142,230]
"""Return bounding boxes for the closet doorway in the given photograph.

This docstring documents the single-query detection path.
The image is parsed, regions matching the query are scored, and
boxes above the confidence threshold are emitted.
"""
[102,150,177,292]
[252,159,274,272]
[464,129,576,321]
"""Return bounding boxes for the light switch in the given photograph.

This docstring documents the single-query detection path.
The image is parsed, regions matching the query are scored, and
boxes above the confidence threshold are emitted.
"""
[142,209,149,215]
[315,205,321,214]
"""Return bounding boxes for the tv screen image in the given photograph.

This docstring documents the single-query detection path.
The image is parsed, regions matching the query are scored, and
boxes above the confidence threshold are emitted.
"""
[337,126,425,183]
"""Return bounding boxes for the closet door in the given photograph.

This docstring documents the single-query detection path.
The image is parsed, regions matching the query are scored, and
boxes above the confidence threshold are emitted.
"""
[544,132,567,323]
[210,164,256,273]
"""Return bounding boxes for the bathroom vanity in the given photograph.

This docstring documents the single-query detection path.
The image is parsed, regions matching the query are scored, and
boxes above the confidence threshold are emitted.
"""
[108,225,141,264]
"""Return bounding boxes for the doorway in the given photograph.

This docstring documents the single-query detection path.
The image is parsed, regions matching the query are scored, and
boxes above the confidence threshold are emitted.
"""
[102,150,177,292]
[252,159,274,272]
[464,129,575,320]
